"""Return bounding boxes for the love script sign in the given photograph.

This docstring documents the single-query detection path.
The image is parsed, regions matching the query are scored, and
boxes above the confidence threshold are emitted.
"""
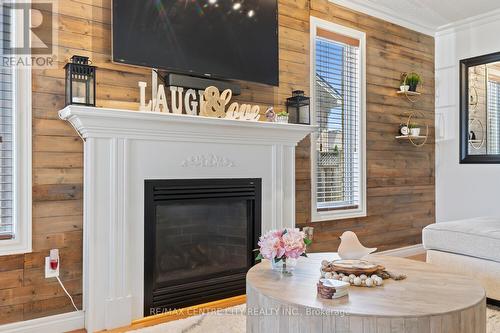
[138,82,261,121]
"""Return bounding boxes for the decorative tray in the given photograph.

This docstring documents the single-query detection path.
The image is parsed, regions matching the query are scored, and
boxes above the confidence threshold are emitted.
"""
[322,259,384,275]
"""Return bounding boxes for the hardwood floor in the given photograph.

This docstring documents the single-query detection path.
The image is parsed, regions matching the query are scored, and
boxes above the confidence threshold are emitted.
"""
[70,295,247,333]
[406,253,426,262]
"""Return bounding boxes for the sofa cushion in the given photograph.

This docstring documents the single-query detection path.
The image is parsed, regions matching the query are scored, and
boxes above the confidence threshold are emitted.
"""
[423,216,500,263]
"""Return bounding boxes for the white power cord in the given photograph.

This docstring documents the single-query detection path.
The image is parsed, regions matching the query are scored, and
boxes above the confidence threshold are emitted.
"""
[56,276,79,311]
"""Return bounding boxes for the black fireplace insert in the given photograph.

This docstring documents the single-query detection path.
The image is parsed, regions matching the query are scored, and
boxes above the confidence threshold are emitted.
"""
[144,178,261,315]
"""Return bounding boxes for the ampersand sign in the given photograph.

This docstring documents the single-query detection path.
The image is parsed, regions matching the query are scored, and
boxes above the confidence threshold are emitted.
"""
[201,86,232,118]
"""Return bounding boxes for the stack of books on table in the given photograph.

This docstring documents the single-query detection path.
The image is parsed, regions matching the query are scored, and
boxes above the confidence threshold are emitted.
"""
[318,278,350,299]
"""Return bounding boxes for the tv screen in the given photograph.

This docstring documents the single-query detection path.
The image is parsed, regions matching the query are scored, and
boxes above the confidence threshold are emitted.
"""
[112,0,279,86]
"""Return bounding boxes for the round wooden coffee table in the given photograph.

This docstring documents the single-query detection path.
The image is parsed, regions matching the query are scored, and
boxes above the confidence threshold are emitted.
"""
[246,253,486,333]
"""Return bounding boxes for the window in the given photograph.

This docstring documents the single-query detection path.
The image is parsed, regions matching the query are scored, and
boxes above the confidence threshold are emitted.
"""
[310,17,366,221]
[487,80,500,154]
[0,4,32,254]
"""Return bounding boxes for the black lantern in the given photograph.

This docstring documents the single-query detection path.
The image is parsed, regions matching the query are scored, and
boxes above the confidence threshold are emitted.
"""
[64,55,96,106]
[286,90,310,124]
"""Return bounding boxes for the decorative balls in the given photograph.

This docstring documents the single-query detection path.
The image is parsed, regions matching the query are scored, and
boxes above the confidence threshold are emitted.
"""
[319,260,386,288]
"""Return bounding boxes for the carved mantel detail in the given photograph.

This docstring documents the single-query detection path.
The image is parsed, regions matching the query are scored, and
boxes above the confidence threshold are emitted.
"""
[181,154,235,168]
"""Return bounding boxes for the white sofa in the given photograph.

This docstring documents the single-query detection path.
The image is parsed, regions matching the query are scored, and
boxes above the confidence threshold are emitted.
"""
[422,216,500,301]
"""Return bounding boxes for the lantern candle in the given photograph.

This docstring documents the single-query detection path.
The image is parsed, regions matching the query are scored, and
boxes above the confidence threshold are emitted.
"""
[286,90,310,125]
[64,55,96,106]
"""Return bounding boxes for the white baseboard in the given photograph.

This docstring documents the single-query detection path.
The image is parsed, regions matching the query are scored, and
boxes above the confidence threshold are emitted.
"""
[378,244,425,258]
[0,310,84,333]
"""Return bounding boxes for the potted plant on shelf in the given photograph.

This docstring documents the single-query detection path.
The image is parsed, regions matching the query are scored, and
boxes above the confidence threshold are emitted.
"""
[408,122,421,136]
[276,111,289,123]
[254,228,312,275]
[400,73,410,92]
[405,72,422,92]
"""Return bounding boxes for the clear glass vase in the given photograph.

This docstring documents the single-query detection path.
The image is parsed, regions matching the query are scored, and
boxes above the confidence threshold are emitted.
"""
[271,257,297,274]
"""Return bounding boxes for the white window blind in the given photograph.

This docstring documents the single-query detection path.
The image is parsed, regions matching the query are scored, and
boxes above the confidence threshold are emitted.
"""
[0,6,13,239]
[0,3,31,254]
[311,20,365,221]
[487,80,500,154]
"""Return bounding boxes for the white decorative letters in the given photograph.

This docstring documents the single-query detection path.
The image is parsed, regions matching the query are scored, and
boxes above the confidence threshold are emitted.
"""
[154,84,169,113]
[198,90,206,115]
[225,102,260,121]
[184,89,198,115]
[138,81,152,112]
[137,83,261,121]
[170,86,183,114]
[226,102,239,118]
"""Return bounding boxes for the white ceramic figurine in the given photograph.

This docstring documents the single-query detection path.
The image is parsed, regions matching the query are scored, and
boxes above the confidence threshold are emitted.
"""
[338,231,377,260]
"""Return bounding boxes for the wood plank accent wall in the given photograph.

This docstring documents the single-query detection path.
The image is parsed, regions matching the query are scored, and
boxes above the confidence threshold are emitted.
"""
[0,0,434,325]
[298,1,435,253]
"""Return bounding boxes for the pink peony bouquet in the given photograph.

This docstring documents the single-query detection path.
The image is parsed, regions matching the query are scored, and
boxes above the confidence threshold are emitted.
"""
[255,228,312,263]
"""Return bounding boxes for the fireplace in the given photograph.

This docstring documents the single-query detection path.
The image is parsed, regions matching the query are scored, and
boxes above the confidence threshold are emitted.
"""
[60,106,313,331]
[143,178,261,315]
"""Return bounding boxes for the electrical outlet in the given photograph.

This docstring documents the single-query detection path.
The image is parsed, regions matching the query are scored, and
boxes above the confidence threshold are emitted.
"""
[45,249,60,278]
[45,256,59,278]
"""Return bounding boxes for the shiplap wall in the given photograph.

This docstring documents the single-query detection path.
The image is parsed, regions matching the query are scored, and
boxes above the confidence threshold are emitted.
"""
[0,0,434,324]
[296,1,435,252]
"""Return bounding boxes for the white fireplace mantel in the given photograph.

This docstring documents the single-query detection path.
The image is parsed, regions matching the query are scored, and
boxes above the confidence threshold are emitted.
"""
[59,106,313,144]
[59,105,315,332]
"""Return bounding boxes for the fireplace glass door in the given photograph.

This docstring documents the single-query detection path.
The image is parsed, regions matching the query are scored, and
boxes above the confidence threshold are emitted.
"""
[144,179,261,315]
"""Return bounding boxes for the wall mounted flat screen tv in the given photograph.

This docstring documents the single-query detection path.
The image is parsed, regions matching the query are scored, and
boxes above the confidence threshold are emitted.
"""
[112,0,279,86]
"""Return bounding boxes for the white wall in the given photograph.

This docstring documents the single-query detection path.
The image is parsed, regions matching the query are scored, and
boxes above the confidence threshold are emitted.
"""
[435,16,500,222]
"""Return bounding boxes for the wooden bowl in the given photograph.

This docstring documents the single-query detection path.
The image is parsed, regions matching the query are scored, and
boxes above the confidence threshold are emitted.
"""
[329,260,384,276]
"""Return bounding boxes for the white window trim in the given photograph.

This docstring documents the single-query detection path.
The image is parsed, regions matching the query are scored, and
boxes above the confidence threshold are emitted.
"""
[0,6,32,255]
[310,17,366,222]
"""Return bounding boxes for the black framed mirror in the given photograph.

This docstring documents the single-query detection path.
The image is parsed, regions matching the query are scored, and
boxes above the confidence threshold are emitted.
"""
[460,52,500,163]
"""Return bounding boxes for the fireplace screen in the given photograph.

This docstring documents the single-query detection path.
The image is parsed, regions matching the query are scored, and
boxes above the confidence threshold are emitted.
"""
[144,179,261,315]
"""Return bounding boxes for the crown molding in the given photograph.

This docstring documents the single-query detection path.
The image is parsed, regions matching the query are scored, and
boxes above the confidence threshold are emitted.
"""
[328,0,436,36]
[436,8,500,37]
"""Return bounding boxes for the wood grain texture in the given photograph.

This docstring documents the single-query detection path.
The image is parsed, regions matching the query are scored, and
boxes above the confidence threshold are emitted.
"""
[247,254,485,333]
[295,0,435,253]
[0,0,434,326]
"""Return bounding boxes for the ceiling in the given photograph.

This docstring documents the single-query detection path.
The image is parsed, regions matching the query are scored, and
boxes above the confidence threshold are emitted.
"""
[329,0,500,35]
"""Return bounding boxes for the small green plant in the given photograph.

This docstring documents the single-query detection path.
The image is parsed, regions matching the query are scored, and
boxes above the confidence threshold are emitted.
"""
[408,122,419,129]
[404,72,422,91]
[277,111,289,117]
